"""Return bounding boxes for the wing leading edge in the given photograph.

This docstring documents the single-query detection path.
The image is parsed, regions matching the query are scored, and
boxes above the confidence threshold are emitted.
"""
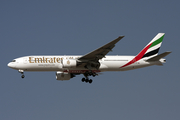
[78,36,124,62]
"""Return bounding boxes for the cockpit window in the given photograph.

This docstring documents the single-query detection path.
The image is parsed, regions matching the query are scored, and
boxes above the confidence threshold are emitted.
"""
[12,60,16,62]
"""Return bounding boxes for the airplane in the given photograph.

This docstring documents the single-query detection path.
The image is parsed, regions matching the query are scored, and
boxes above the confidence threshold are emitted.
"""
[7,33,171,84]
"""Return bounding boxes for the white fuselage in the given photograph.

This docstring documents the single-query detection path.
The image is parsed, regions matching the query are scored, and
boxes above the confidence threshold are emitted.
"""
[8,55,161,73]
[7,33,170,82]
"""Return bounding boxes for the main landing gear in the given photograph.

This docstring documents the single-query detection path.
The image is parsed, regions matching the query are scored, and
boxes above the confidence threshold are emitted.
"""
[81,71,98,84]
[19,70,25,78]
[82,78,93,84]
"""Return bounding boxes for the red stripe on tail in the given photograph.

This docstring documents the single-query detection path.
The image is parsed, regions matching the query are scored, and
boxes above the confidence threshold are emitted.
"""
[120,43,152,68]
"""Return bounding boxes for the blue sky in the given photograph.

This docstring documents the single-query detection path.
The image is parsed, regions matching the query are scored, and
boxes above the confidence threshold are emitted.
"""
[1,0,180,120]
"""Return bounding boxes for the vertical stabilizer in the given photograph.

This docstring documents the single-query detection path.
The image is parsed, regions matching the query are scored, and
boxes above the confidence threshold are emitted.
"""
[141,33,165,59]
[120,33,165,68]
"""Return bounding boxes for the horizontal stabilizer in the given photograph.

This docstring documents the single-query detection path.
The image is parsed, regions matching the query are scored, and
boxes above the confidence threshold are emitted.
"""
[146,51,172,62]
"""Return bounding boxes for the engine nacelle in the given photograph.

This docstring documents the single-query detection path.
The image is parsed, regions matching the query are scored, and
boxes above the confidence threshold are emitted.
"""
[56,71,71,81]
[62,59,77,68]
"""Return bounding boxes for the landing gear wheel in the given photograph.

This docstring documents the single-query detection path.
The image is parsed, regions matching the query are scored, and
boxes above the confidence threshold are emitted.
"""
[82,78,85,82]
[82,72,95,84]
[21,75,25,78]
[85,79,89,83]
[89,79,93,84]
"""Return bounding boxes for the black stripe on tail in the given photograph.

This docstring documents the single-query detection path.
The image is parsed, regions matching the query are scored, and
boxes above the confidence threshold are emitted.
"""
[142,48,160,58]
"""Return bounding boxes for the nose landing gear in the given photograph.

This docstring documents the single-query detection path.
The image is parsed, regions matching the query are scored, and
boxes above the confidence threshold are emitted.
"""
[21,74,25,78]
[19,70,25,78]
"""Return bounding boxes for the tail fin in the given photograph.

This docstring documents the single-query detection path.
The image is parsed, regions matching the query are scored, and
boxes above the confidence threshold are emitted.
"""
[141,33,165,59]
[120,33,165,68]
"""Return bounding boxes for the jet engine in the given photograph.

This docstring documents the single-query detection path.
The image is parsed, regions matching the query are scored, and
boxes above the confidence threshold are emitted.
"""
[56,71,72,80]
[62,59,77,68]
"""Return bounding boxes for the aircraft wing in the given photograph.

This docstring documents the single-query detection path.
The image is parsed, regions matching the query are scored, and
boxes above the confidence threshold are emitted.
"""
[78,36,124,62]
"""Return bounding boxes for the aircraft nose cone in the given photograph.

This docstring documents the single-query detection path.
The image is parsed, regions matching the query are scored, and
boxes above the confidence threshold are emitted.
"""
[7,63,11,67]
[7,62,12,68]
[7,62,16,69]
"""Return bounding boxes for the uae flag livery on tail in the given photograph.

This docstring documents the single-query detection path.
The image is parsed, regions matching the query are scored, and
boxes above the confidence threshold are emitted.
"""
[142,33,164,59]
[121,33,165,68]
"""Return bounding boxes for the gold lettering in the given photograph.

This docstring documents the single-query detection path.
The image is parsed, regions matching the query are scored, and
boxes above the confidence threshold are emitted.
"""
[56,58,61,63]
[35,58,43,63]
[29,57,34,63]
[45,58,48,63]
[29,57,66,63]
[48,58,53,63]
[42,57,45,63]
[53,57,56,63]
